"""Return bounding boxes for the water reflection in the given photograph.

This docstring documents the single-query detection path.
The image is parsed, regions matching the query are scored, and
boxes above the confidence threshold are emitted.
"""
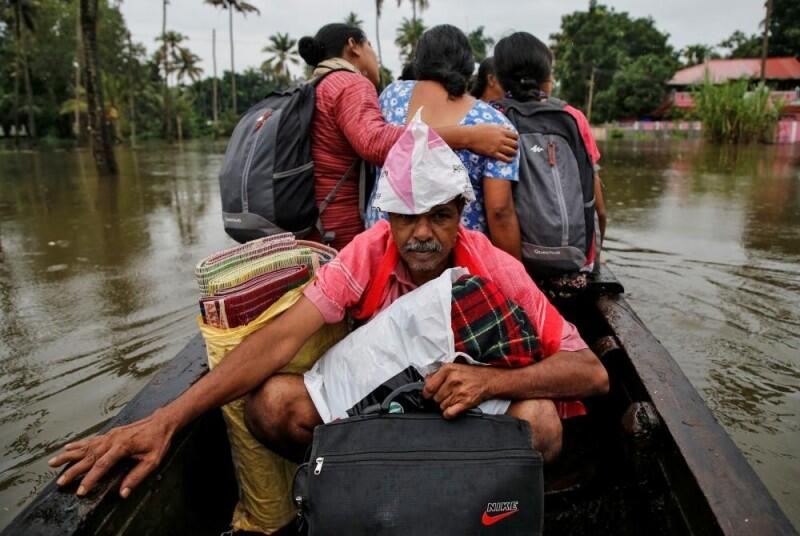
[0,142,233,525]
[601,140,800,527]
[0,139,798,530]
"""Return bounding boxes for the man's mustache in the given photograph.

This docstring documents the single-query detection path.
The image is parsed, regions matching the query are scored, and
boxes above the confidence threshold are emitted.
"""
[403,239,443,253]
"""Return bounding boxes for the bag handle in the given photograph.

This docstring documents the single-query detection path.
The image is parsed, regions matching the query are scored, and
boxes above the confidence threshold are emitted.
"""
[379,381,426,413]
[378,380,484,416]
[315,159,361,244]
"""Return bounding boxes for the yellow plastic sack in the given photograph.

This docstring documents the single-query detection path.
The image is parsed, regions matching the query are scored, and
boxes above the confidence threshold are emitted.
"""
[198,283,348,534]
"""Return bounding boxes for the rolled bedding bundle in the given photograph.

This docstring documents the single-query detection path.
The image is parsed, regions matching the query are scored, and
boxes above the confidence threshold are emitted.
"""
[194,234,349,534]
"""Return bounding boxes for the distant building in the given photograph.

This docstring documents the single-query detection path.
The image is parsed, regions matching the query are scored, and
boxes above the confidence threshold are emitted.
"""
[665,57,800,116]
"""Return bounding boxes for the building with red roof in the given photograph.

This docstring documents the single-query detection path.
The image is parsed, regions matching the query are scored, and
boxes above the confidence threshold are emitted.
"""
[668,57,800,87]
[664,57,800,117]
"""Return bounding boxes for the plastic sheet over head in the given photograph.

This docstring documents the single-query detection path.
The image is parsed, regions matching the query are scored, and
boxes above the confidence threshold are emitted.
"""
[372,108,475,215]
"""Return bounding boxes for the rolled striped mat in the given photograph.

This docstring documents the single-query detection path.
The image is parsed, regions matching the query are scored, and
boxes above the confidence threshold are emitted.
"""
[200,265,310,329]
[206,248,322,297]
[195,233,296,295]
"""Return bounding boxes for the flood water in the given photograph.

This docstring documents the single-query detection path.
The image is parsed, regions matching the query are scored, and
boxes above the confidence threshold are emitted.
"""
[0,139,798,530]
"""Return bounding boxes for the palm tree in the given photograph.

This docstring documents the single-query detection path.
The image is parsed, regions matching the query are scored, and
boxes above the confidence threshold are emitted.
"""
[156,31,186,140]
[205,0,260,115]
[396,0,428,24]
[467,26,495,63]
[174,47,203,85]
[156,31,187,83]
[344,11,363,28]
[3,0,37,141]
[262,32,300,83]
[395,17,425,63]
[79,0,117,173]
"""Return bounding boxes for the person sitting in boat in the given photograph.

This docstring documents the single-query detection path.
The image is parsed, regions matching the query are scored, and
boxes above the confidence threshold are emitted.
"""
[48,115,609,502]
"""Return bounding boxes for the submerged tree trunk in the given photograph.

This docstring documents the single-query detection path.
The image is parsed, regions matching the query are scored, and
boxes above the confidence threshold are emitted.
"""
[212,28,218,128]
[229,8,236,115]
[80,0,118,174]
[176,113,183,144]
[22,44,36,140]
[16,0,36,142]
[74,4,82,144]
[12,3,21,146]
[161,0,172,140]
[127,32,137,148]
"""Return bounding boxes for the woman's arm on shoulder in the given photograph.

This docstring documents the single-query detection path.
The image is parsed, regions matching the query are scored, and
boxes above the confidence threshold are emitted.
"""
[436,124,518,163]
[484,178,521,260]
[333,76,405,165]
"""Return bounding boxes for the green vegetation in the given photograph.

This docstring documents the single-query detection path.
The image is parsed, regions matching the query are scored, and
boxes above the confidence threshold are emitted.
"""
[692,80,782,144]
[1,0,794,156]
[550,2,679,123]
[467,26,494,63]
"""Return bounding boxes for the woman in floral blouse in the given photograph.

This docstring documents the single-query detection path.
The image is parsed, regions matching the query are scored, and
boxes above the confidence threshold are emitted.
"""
[365,25,522,259]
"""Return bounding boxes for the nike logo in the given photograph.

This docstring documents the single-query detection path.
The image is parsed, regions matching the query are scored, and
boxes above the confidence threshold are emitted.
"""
[481,509,519,526]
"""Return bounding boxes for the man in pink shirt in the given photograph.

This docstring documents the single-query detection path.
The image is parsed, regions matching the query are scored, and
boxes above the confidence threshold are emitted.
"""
[49,116,608,501]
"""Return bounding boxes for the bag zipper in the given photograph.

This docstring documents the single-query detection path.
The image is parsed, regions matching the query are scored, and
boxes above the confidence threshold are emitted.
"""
[548,139,570,246]
[311,448,538,476]
[273,160,314,180]
[240,107,271,213]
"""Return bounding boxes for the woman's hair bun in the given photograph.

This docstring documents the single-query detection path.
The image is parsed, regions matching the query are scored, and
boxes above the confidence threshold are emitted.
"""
[298,36,324,66]
[435,69,469,98]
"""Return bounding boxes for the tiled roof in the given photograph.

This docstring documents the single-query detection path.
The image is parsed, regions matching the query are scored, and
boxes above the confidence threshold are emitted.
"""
[668,57,800,85]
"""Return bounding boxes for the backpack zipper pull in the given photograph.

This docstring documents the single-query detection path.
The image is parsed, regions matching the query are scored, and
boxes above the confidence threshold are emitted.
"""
[314,457,324,475]
[548,142,556,167]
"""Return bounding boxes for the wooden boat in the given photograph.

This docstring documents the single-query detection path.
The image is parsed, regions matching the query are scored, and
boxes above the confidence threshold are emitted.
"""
[4,267,797,536]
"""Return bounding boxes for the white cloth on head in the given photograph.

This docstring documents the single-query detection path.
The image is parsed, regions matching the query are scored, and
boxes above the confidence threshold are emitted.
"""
[372,108,475,215]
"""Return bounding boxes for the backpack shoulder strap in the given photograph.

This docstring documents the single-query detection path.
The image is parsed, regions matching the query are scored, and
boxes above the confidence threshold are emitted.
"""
[315,159,361,244]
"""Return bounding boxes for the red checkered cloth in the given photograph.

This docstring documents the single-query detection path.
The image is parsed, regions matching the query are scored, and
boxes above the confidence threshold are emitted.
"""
[200,265,310,329]
[451,274,542,367]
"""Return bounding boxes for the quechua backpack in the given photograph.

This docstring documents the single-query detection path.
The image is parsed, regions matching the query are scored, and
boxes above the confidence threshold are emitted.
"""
[218,69,356,244]
[498,98,596,277]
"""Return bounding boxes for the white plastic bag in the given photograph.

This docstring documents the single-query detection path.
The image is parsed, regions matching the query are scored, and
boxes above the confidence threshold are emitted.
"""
[304,268,511,422]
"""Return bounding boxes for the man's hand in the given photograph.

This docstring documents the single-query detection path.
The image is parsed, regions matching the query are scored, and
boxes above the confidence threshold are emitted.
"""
[469,124,519,163]
[48,409,177,498]
[422,363,498,419]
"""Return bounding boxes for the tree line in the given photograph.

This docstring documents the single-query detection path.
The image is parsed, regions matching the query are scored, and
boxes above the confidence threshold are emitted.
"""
[1,0,797,168]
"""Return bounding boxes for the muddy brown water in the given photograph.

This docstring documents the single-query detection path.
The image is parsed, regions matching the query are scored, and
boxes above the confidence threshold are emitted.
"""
[0,139,797,530]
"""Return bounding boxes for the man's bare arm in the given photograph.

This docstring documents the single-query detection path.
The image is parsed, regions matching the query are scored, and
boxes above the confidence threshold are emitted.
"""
[423,349,609,418]
[49,297,325,497]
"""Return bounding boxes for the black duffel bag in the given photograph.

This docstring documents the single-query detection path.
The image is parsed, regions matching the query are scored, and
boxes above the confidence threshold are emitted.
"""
[293,382,543,535]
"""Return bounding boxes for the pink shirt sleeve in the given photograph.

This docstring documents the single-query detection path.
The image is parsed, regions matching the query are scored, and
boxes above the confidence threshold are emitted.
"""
[564,105,601,168]
[331,74,404,166]
[303,222,392,323]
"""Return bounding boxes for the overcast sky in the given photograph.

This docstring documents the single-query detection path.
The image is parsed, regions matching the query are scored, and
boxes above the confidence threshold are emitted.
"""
[119,0,764,80]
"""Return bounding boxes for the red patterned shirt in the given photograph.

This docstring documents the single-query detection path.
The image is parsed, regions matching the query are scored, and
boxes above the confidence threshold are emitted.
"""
[310,72,404,250]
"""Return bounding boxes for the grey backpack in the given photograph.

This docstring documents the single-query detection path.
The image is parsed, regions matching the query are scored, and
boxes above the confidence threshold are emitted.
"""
[218,69,363,244]
[497,98,596,277]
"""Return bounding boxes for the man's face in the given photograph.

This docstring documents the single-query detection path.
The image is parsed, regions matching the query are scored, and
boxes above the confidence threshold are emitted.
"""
[389,200,461,284]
